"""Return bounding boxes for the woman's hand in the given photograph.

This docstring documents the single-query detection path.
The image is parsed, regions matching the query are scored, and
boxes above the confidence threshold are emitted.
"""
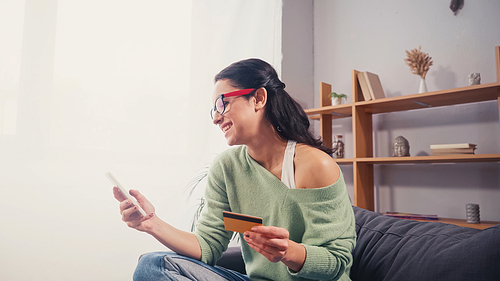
[113,187,155,232]
[244,226,306,272]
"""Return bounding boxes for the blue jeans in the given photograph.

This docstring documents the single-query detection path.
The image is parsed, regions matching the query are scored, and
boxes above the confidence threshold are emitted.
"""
[133,252,251,281]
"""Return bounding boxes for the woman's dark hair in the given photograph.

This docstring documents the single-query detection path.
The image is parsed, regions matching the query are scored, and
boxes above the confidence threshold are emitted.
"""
[214,58,333,155]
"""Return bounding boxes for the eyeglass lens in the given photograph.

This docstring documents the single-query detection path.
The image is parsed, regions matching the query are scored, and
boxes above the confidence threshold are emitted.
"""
[215,96,225,114]
[210,96,225,119]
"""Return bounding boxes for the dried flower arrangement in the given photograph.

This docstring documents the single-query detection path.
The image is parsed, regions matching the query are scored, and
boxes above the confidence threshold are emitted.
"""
[404,46,433,78]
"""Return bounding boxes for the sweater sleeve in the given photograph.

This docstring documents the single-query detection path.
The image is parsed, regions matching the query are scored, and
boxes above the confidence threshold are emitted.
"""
[193,155,234,266]
[287,178,356,281]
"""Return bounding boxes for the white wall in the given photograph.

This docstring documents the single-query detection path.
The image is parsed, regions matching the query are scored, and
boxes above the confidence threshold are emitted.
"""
[313,0,500,220]
[0,0,283,280]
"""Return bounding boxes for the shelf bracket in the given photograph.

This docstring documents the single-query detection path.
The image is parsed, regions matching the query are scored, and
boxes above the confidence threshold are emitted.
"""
[329,112,350,117]
[413,100,432,108]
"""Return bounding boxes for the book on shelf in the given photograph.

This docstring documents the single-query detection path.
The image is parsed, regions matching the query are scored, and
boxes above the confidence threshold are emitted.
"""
[432,147,476,155]
[430,143,477,149]
[364,71,386,100]
[357,72,373,101]
[357,71,386,101]
[383,212,438,220]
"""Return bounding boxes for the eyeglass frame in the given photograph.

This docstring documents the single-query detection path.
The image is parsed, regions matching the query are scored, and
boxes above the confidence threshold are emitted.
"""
[210,88,256,119]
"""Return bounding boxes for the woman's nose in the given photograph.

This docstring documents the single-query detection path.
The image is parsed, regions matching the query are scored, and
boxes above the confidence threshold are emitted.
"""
[212,111,223,124]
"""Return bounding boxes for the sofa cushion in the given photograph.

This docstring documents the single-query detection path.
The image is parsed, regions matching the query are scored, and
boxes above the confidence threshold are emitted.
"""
[351,206,500,281]
[216,246,246,275]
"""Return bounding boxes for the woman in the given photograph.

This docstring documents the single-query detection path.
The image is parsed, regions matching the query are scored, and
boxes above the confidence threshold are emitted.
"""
[114,58,356,281]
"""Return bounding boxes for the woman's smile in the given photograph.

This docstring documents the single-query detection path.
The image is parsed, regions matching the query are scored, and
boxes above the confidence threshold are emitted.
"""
[221,122,233,135]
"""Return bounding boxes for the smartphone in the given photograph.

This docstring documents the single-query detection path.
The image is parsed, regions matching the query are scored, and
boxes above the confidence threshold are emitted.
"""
[106,172,147,217]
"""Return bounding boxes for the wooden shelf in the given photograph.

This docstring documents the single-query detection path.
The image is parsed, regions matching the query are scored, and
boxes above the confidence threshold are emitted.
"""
[306,82,500,119]
[334,158,354,164]
[335,155,500,165]
[356,154,500,164]
[357,82,500,114]
[306,46,500,228]
[305,104,352,119]
[401,217,499,230]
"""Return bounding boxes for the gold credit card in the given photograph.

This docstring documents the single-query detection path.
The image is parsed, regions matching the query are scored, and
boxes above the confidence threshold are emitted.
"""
[223,211,263,233]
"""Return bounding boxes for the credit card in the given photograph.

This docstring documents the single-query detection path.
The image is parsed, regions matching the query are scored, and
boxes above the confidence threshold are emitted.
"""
[223,211,263,233]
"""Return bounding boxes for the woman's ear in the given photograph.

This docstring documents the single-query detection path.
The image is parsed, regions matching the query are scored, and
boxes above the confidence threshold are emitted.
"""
[253,87,267,110]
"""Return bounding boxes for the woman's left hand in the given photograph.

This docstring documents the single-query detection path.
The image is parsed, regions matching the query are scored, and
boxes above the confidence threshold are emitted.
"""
[244,226,290,262]
[244,226,306,272]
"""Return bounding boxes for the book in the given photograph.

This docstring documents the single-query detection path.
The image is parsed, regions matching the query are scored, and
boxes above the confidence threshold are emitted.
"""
[383,212,438,220]
[430,143,477,149]
[432,147,476,155]
[357,72,373,101]
[364,71,386,100]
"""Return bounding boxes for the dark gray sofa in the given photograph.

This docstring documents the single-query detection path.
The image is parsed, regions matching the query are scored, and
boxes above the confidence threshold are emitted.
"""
[216,206,500,281]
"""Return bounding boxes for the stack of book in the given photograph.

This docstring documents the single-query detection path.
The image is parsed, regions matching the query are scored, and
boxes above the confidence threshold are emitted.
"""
[357,71,386,101]
[430,143,477,155]
[383,212,438,220]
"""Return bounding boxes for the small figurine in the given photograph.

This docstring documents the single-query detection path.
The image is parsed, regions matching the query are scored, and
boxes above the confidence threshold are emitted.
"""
[468,73,481,86]
[393,136,410,157]
[333,135,344,159]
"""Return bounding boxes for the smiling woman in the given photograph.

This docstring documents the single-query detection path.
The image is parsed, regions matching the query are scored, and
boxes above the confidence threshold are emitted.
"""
[126,58,355,281]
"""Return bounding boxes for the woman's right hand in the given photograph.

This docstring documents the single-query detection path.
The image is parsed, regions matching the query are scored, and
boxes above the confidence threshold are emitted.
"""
[113,187,202,260]
[113,187,155,232]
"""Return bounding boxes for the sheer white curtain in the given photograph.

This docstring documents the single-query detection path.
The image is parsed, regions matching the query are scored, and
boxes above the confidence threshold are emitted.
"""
[0,0,282,280]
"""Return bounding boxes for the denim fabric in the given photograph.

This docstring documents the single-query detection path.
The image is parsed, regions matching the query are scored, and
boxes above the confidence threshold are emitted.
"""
[133,252,251,281]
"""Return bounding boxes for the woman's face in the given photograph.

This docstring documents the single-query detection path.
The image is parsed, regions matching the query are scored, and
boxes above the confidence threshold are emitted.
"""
[211,79,261,146]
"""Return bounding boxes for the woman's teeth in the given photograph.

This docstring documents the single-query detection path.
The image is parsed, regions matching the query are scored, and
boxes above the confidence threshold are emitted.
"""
[222,124,231,133]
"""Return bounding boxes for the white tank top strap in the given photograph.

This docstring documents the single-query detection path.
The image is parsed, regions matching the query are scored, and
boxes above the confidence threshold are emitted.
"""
[281,140,297,189]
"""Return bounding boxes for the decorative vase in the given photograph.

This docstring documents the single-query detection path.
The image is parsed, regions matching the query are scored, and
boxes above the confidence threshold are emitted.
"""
[331,97,342,106]
[419,77,428,93]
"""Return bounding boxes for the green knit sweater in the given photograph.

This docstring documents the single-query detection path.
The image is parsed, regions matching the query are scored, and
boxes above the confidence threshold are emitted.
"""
[194,146,356,281]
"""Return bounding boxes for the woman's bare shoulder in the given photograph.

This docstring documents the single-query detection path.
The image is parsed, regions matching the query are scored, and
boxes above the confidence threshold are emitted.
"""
[294,144,340,189]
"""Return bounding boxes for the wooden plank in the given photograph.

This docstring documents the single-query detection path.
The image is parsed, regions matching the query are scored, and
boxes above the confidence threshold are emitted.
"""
[334,158,354,164]
[352,106,373,158]
[320,82,332,107]
[304,104,353,118]
[353,69,375,212]
[496,46,500,82]
[319,82,333,149]
[404,217,499,230]
[355,154,500,164]
[320,114,332,149]
[354,162,374,211]
[358,82,500,114]
[306,83,500,117]
[352,69,364,102]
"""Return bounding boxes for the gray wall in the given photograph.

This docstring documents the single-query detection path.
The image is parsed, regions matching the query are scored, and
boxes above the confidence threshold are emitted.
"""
[282,0,314,110]
[313,0,500,221]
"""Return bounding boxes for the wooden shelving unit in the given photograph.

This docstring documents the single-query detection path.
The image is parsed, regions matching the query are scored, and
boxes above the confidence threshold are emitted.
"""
[305,46,500,229]
[410,218,498,230]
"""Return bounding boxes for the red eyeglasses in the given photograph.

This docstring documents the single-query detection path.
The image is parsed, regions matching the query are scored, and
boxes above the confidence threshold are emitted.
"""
[210,88,255,119]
